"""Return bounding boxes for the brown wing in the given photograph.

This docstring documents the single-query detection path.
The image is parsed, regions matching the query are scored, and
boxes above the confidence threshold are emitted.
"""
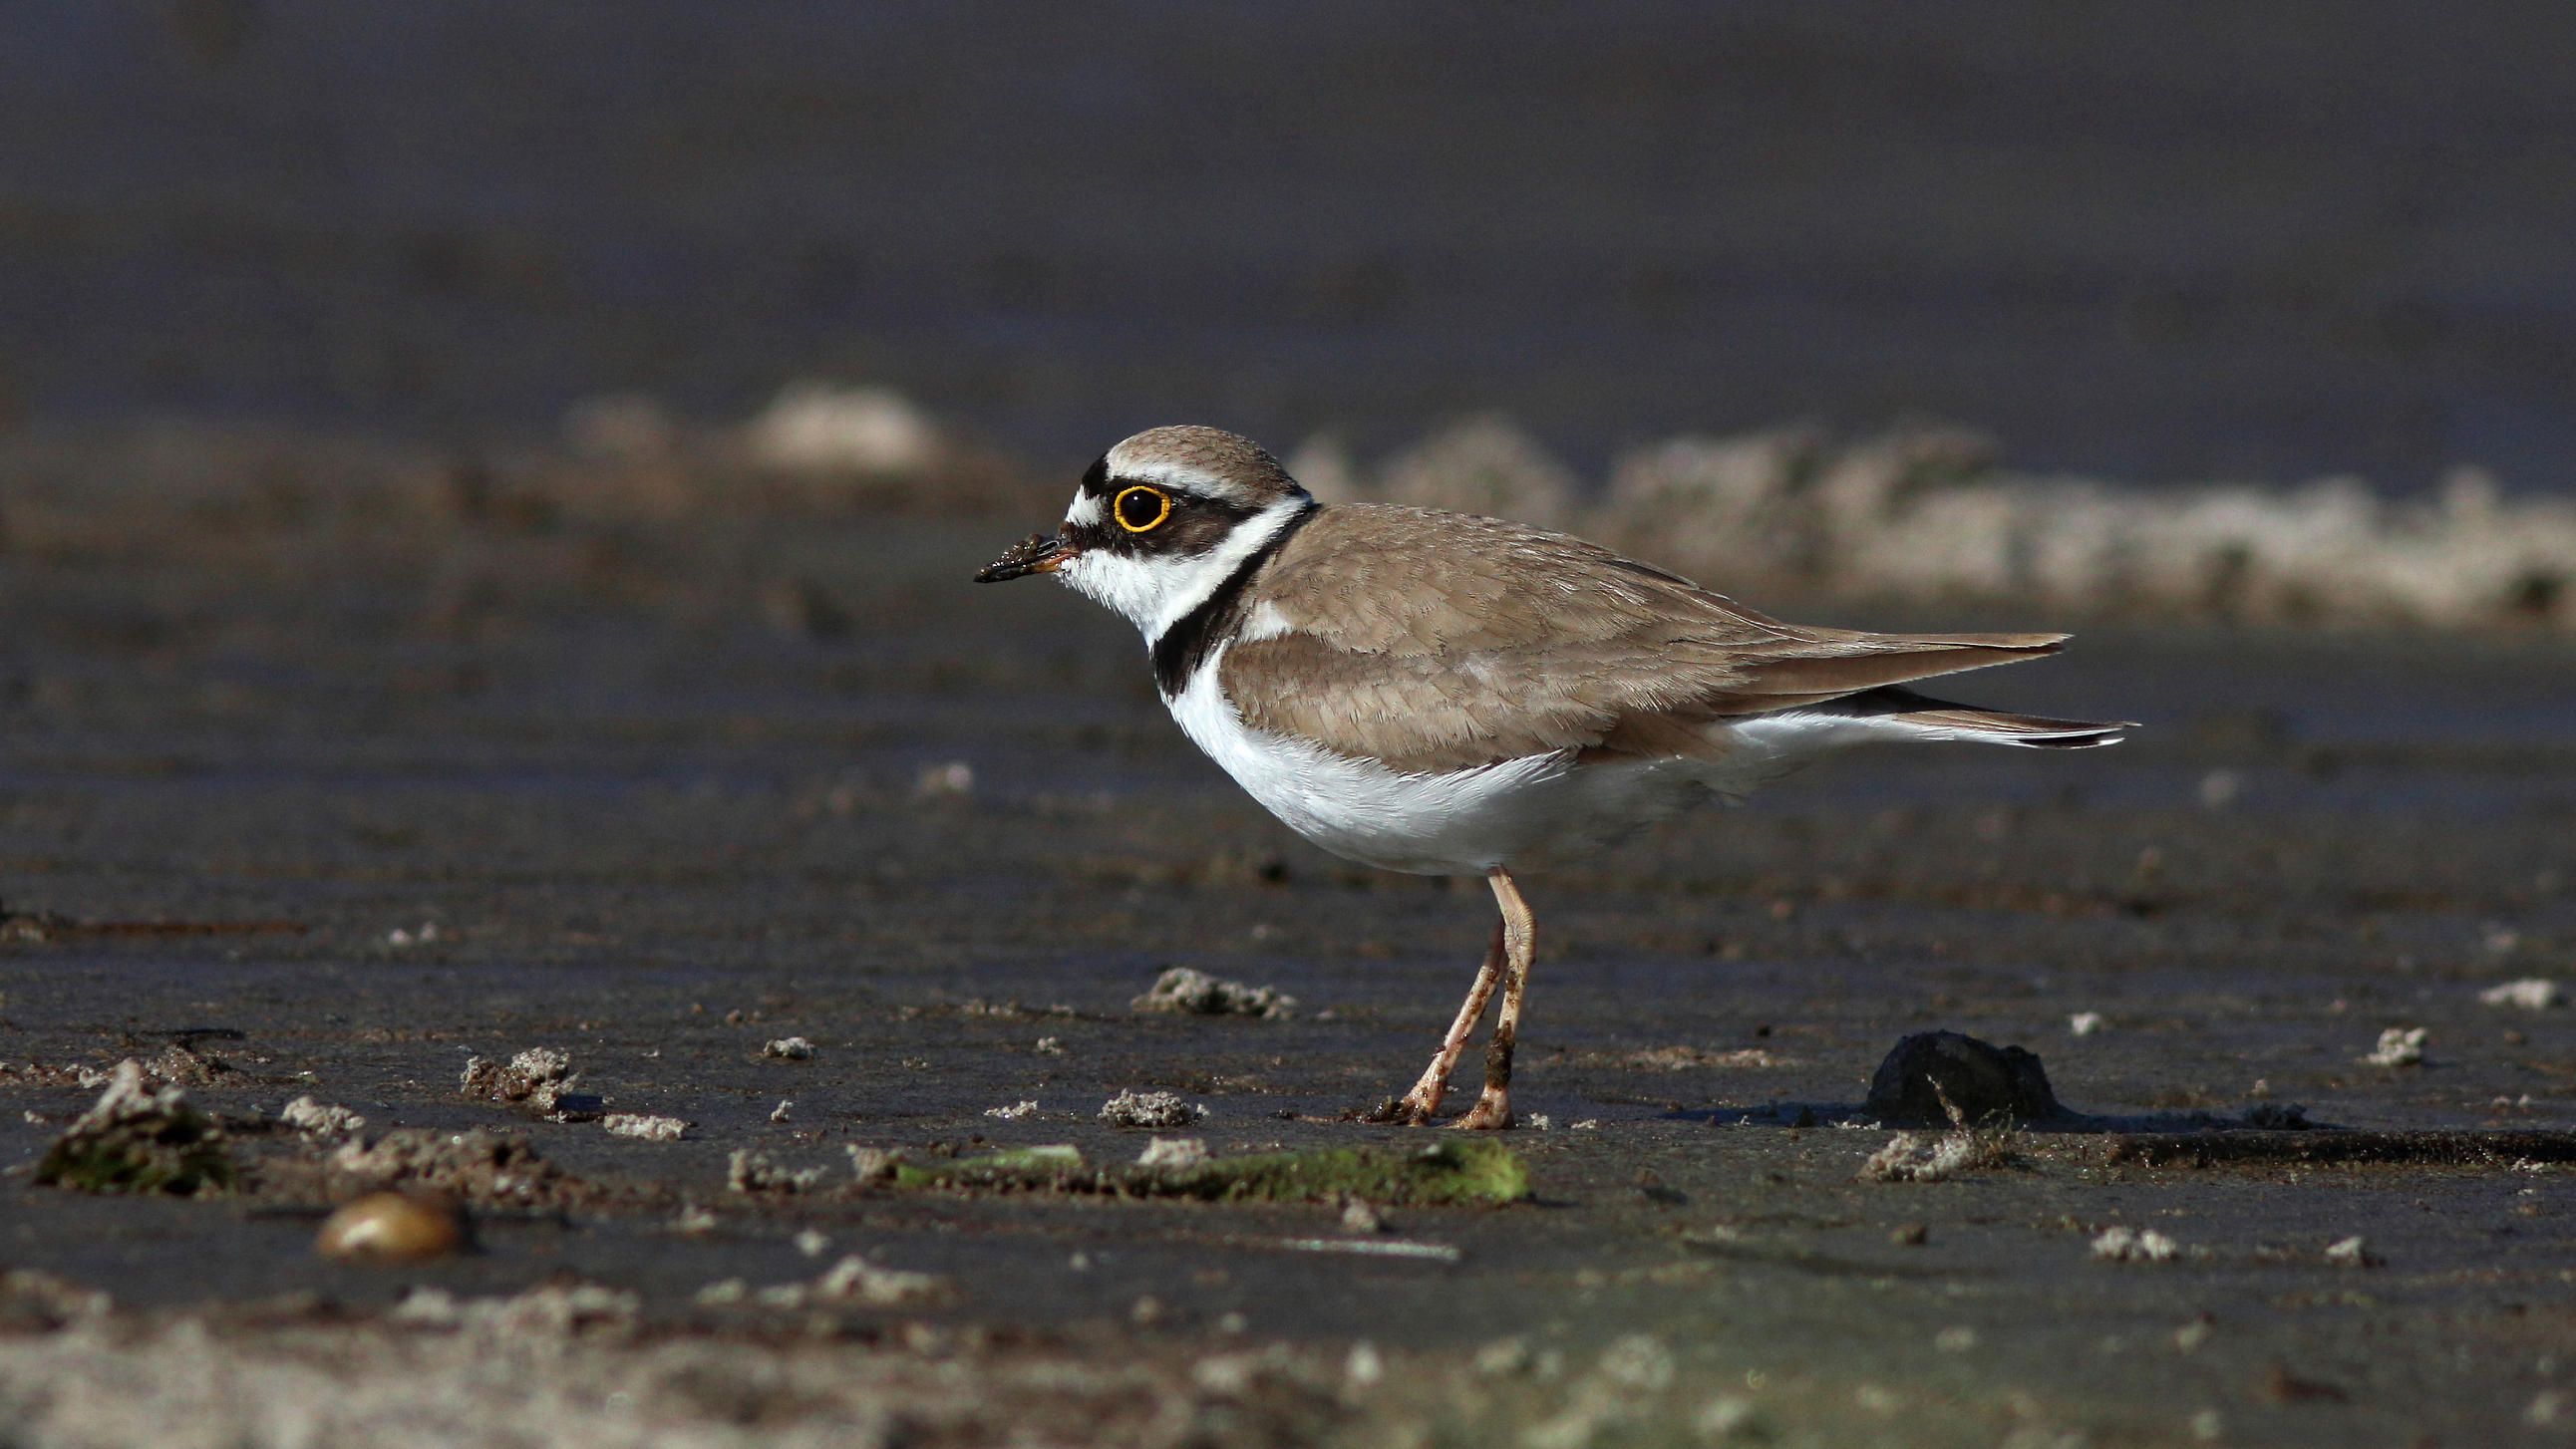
[1218,504,2068,772]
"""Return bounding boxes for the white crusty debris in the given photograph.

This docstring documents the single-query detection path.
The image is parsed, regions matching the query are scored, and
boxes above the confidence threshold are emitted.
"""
[1135,1137,1208,1170]
[280,1096,367,1137]
[726,1150,825,1194]
[459,1048,577,1111]
[1130,967,1297,1019]
[845,1145,903,1182]
[2364,1027,2426,1066]
[1098,1089,1206,1129]
[815,1256,947,1304]
[1857,1129,2010,1183]
[702,1256,949,1311]
[2091,1227,2183,1263]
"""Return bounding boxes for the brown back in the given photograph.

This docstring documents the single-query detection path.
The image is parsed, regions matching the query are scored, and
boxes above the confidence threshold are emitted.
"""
[1218,504,2066,772]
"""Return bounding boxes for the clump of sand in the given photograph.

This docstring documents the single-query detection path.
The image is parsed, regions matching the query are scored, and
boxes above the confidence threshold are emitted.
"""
[35,1060,233,1197]
[1131,967,1298,1018]
[460,1047,579,1112]
[1099,1090,1207,1129]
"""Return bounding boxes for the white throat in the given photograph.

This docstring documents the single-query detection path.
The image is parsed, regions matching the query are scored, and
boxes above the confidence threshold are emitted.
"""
[1056,495,1312,646]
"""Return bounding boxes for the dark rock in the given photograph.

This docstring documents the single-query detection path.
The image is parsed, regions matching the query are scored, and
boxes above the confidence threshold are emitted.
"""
[1865,1030,2066,1126]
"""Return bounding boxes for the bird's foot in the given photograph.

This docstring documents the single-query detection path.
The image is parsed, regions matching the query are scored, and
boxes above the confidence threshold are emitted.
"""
[1356,1087,1445,1125]
[1353,1096,1403,1123]
[1450,1088,1513,1131]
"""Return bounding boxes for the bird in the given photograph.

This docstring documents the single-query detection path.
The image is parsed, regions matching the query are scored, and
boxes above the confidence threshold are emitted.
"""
[976,426,2127,1129]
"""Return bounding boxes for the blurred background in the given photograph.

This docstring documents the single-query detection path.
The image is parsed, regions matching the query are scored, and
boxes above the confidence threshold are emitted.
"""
[12,0,2576,479]
[6,1,2576,629]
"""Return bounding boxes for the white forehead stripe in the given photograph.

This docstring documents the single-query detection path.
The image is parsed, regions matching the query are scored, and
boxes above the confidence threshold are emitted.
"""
[1063,490,1104,527]
[1103,449,1300,510]
[1109,457,1231,500]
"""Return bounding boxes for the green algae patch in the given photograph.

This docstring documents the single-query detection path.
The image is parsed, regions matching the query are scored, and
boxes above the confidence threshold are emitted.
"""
[891,1139,1528,1206]
[35,1059,234,1197]
[1180,1140,1529,1205]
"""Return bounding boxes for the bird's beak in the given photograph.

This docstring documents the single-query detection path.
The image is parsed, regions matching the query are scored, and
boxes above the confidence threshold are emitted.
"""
[973,532,1078,583]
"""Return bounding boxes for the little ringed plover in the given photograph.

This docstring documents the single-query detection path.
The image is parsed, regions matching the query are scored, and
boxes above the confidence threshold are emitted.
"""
[978,427,2127,1129]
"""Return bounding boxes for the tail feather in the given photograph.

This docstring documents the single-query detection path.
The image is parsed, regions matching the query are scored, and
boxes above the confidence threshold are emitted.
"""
[1713,632,2069,714]
[1836,686,2132,748]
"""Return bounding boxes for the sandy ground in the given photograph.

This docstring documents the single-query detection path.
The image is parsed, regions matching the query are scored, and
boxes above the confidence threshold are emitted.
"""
[3,512,2575,1446]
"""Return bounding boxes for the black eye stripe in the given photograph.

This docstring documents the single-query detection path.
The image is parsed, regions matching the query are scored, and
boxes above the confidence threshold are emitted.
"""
[1072,469,1265,557]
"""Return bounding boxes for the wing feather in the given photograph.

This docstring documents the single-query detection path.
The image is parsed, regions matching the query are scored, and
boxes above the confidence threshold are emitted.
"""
[1217,505,2072,772]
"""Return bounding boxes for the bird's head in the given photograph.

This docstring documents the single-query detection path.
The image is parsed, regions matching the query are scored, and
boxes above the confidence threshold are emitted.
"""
[974,426,1315,640]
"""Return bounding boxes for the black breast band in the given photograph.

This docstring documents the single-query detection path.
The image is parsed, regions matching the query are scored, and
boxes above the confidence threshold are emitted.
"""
[1150,505,1318,698]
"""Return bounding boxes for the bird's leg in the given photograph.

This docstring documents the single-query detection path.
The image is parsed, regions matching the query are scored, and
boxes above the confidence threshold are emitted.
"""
[1382,917,1507,1123]
[1454,867,1533,1130]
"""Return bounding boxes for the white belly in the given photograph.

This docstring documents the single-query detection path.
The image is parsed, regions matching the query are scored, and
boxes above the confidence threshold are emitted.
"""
[1164,652,1727,875]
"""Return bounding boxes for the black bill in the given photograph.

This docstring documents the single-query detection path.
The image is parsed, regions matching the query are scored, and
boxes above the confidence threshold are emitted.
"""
[973,533,1077,583]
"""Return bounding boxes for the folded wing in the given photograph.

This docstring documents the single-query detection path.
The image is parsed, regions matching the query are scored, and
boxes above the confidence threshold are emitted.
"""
[1219,504,2103,773]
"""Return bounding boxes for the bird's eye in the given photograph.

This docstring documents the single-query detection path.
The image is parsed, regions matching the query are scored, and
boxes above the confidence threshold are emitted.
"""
[1114,485,1172,533]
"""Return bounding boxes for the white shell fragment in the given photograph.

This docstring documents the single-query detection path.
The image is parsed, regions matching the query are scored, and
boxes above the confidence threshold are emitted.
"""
[2364,1027,2427,1067]
[2092,1227,2184,1263]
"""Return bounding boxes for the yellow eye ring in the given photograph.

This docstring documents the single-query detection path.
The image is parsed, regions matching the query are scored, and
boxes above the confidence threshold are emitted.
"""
[1114,485,1172,532]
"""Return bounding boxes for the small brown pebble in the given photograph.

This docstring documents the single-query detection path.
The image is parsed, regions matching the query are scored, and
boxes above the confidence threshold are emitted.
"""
[2259,1361,2349,1403]
[1633,1169,1688,1205]
[316,1192,466,1261]
[1892,1224,1929,1246]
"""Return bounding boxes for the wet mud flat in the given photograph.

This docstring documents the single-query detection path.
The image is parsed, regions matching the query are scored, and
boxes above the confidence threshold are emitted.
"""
[2,512,2575,1445]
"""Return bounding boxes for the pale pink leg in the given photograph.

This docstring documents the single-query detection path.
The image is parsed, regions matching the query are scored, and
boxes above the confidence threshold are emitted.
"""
[1386,917,1507,1122]
[1454,868,1533,1131]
